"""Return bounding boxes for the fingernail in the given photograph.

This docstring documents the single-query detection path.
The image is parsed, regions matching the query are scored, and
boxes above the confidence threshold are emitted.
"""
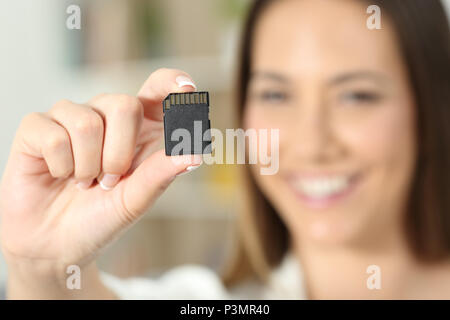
[176,163,202,177]
[187,165,201,171]
[175,75,197,90]
[76,179,93,190]
[99,174,121,190]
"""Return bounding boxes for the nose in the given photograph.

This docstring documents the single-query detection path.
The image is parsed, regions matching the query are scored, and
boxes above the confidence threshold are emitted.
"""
[289,101,343,163]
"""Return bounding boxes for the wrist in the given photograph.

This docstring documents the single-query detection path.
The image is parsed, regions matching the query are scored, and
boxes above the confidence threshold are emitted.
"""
[6,259,114,299]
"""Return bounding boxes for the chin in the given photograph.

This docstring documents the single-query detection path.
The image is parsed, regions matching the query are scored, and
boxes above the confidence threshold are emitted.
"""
[302,219,360,246]
[288,200,387,250]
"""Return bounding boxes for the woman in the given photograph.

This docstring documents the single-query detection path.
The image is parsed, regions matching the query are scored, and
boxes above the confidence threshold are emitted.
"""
[1,0,449,299]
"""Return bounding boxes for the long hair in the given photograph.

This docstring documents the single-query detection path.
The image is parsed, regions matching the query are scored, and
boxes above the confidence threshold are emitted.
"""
[222,0,450,287]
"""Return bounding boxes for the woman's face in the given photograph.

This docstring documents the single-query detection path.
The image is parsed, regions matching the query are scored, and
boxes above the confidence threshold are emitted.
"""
[244,0,417,246]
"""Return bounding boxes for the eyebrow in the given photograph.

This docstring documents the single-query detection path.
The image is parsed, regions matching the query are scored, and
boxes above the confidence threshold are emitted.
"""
[250,70,390,87]
[249,71,290,83]
[327,71,389,86]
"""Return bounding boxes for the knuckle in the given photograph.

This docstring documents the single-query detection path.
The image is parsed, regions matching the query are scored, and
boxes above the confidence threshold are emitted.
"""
[150,67,178,81]
[93,93,109,101]
[45,130,70,152]
[153,67,171,76]
[88,93,109,105]
[113,95,143,117]
[51,99,71,112]
[21,112,41,127]
[74,112,103,134]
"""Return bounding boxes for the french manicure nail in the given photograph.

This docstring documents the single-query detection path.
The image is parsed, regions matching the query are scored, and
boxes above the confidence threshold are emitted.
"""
[176,75,197,90]
[99,174,121,190]
[176,164,202,177]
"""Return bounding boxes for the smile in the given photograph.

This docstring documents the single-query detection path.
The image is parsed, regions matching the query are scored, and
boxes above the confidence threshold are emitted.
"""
[286,172,361,209]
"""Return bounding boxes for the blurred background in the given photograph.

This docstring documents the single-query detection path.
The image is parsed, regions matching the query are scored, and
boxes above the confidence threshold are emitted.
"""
[0,0,449,298]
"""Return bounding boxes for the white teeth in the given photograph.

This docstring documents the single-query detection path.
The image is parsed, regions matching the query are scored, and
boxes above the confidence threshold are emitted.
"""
[292,176,350,198]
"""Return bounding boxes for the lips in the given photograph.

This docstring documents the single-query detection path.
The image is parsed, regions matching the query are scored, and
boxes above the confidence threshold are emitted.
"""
[286,172,361,208]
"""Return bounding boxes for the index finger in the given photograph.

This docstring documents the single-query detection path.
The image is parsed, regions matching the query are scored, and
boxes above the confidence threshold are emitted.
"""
[137,68,197,121]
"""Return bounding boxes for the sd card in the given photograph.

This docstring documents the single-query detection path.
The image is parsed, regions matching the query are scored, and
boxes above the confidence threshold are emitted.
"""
[163,91,212,156]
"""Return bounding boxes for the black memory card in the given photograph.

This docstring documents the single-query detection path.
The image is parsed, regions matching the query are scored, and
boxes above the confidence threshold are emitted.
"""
[163,91,212,156]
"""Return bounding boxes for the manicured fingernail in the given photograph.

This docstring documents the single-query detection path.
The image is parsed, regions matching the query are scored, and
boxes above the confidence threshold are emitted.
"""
[76,179,93,190]
[176,163,202,177]
[187,165,201,171]
[99,174,121,190]
[176,75,197,90]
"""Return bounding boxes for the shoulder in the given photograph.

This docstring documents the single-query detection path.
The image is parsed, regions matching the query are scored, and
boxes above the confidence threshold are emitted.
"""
[101,264,229,300]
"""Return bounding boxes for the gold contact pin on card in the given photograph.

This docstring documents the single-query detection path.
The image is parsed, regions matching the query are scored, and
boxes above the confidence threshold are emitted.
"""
[165,99,170,110]
[170,95,175,105]
[180,94,185,105]
[175,94,180,104]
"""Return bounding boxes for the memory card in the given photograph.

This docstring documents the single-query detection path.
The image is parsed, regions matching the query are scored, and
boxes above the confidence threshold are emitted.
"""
[163,91,212,156]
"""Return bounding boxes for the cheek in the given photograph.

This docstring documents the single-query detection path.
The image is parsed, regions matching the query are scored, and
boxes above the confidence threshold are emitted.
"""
[337,104,416,168]
[244,106,277,158]
[336,100,417,211]
[244,104,294,151]
[243,105,286,184]
[244,106,296,227]
[243,105,293,170]
[244,104,281,130]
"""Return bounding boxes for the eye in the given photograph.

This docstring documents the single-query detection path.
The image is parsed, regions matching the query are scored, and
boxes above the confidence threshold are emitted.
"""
[253,89,289,104]
[339,91,381,105]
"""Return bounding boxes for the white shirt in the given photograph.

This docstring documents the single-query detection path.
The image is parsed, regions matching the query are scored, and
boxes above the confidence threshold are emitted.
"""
[100,252,306,299]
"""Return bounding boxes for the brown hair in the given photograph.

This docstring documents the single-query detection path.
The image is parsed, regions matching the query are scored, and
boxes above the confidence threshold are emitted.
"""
[222,0,450,287]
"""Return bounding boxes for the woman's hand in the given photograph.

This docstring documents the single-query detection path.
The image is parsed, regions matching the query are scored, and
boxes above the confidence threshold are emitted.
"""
[0,68,201,299]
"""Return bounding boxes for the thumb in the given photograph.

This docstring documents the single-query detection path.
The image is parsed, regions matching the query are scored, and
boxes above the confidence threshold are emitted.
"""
[120,149,202,219]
